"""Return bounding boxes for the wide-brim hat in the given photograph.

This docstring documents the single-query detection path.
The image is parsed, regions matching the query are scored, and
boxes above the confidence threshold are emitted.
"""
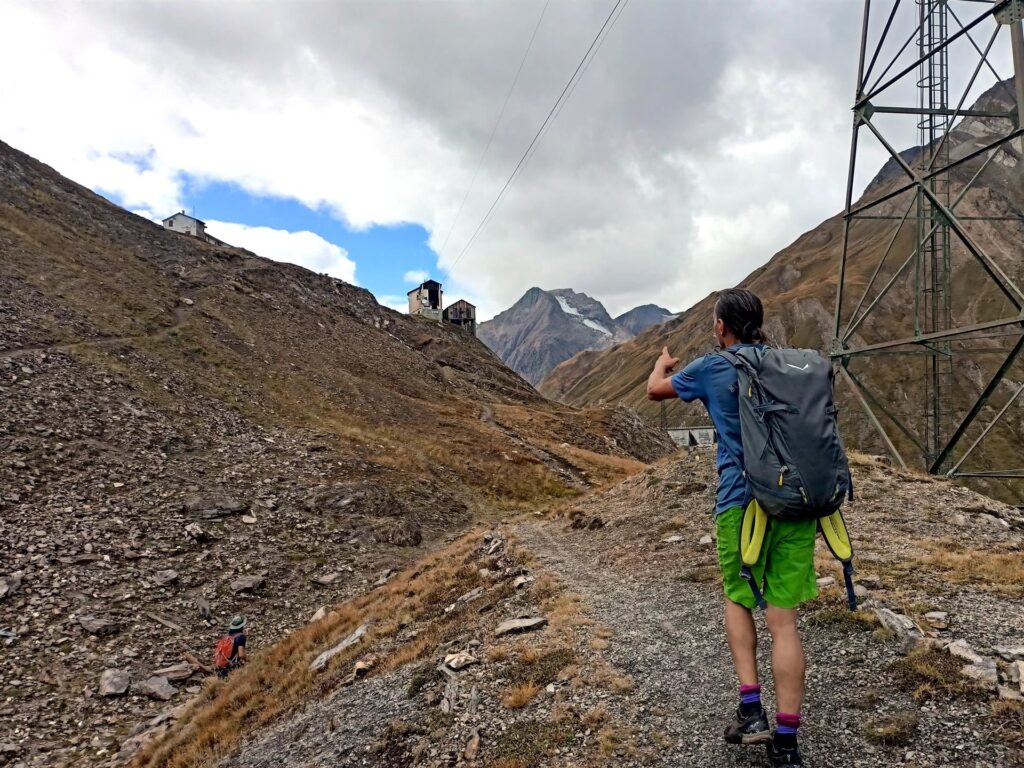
[228,615,247,631]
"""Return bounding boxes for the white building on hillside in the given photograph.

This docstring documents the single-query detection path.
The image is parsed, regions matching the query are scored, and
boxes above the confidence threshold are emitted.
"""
[162,211,206,239]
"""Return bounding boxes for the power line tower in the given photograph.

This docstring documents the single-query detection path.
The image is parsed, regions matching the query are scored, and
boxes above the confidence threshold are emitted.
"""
[832,0,1024,483]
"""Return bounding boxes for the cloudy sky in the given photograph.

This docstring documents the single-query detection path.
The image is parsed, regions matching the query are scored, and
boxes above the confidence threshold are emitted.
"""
[0,1,1015,319]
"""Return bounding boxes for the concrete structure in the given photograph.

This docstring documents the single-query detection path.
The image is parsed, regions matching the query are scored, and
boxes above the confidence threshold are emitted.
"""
[443,299,477,335]
[407,279,443,322]
[666,426,716,449]
[162,211,206,239]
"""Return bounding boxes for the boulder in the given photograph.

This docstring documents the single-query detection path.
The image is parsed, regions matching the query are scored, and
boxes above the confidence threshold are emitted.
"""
[0,572,23,601]
[464,729,481,761]
[310,573,340,586]
[185,496,249,520]
[78,615,120,636]
[310,624,368,672]
[816,576,836,589]
[183,522,213,543]
[309,606,328,623]
[661,534,683,544]
[152,569,179,587]
[99,669,129,697]
[960,660,998,691]
[136,676,176,701]
[923,611,948,630]
[443,652,478,671]
[947,639,984,665]
[230,574,265,594]
[994,645,1024,662]
[151,663,195,682]
[998,684,1024,702]
[874,609,921,639]
[513,575,534,589]
[698,534,714,547]
[495,616,548,637]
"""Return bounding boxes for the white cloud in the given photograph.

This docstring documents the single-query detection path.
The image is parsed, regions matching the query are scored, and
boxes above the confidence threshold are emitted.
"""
[403,269,430,284]
[0,1,1015,318]
[205,220,357,285]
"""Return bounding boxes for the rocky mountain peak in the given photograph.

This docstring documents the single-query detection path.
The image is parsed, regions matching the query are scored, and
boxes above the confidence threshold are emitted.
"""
[478,288,673,386]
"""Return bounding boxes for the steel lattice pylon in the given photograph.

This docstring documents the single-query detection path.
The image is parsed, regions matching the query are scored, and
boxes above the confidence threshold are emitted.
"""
[832,0,1024,482]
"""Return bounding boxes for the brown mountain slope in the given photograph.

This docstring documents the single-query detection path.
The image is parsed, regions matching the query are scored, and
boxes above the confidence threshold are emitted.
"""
[136,452,1024,768]
[0,140,670,767]
[541,81,1024,497]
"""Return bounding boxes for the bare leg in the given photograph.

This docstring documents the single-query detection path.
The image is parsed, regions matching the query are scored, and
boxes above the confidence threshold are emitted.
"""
[764,605,805,713]
[724,598,758,686]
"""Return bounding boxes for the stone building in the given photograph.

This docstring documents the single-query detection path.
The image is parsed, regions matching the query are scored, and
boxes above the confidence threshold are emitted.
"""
[407,279,443,322]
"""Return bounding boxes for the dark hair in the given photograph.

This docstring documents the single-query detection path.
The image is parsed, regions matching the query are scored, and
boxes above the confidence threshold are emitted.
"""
[714,289,766,344]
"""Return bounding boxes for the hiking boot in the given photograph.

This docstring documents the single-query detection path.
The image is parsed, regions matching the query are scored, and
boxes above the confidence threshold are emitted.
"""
[723,706,771,745]
[766,738,803,766]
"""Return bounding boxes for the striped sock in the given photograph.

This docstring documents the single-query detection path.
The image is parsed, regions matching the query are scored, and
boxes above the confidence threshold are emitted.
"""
[738,684,761,716]
[774,712,801,749]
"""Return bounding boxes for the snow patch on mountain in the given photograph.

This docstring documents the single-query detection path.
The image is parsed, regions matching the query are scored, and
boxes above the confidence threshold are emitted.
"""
[555,295,581,316]
[582,318,612,336]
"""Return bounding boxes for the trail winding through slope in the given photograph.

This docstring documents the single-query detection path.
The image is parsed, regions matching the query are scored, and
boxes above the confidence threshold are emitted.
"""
[514,518,1007,768]
[0,303,192,360]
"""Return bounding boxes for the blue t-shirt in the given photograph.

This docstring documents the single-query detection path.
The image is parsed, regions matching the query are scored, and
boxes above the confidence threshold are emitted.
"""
[671,344,764,514]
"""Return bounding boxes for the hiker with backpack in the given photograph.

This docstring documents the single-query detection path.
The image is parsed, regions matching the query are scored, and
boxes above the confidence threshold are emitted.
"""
[646,288,854,768]
[213,615,249,678]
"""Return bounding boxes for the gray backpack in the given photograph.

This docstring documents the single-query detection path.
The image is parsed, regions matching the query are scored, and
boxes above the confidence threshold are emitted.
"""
[717,346,858,610]
[717,346,852,520]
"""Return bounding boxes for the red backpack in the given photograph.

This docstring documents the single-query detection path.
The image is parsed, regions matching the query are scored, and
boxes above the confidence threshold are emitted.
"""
[213,635,235,669]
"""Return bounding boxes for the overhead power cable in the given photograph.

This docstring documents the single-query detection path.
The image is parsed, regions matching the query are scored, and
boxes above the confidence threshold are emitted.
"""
[444,0,629,280]
[435,0,551,259]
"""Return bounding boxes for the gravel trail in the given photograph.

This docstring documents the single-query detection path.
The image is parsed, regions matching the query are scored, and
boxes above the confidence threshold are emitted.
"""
[515,519,1012,768]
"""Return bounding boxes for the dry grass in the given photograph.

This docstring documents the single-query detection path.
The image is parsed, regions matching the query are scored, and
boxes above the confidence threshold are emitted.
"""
[914,539,1024,597]
[891,647,986,702]
[590,638,610,651]
[486,646,510,663]
[597,723,638,757]
[489,719,577,768]
[807,607,879,632]
[502,682,541,709]
[506,647,576,686]
[545,592,593,631]
[862,712,919,746]
[991,700,1024,749]
[582,705,608,729]
[134,531,500,768]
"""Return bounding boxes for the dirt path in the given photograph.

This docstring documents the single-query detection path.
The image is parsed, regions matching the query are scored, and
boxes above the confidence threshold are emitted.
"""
[514,519,1009,768]
[0,303,191,360]
[479,403,590,488]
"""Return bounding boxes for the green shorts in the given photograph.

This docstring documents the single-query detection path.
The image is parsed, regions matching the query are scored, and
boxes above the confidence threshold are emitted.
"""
[715,505,818,610]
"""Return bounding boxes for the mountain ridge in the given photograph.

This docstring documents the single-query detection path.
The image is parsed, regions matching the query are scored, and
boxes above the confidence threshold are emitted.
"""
[477,287,672,386]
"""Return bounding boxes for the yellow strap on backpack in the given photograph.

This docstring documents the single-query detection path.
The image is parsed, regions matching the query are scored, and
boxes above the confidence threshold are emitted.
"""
[739,499,768,567]
[819,510,853,562]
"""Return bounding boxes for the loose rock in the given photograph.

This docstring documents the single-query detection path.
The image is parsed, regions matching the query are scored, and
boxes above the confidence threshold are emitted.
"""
[136,676,176,701]
[99,669,129,697]
[494,616,548,637]
[231,574,266,593]
[78,615,120,636]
